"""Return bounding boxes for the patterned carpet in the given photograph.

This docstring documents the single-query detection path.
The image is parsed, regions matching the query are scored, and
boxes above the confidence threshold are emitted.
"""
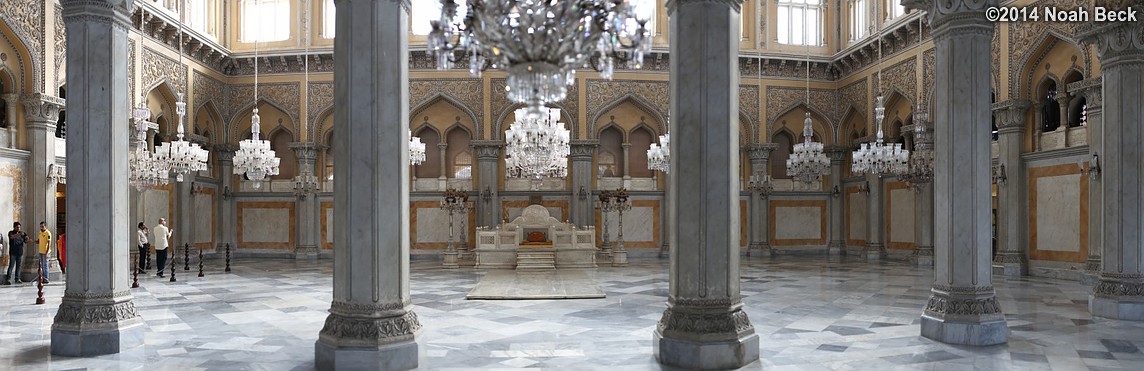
[1,255,1143,370]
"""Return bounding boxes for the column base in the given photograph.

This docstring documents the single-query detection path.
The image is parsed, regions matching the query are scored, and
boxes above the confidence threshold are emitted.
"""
[913,247,934,267]
[315,337,422,371]
[747,242,772,257]
[51,321,145,356]
[920,314,1008,346]
[658,242,670,258]
[827,240,845,256]
[991,252,1027,278]
[442,251,459,269]
[862,244,886,261]
[1090,276,1144,320]
[294,245,319,261]
[1085,256,1101,272]
[653,331,759,370]
[612,250,628,267]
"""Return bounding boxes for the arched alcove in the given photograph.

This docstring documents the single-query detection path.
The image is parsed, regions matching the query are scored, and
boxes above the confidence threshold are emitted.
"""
[598,126,624,177]
[629,126,654,178]
[413,126,442,178]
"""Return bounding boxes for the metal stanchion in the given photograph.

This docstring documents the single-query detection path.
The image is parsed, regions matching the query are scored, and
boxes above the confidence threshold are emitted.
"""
[35,256,45,305]
[132,257,140,288]
[169,253,177,282]
[183,243,190,271]
[198,247,204,277]
[225,243,232,272]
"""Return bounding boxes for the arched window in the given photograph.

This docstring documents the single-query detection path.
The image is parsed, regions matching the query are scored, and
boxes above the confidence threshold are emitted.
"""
[56,86,67,139]
[445,126,472,179]
[849,0,869,41]
[1063,71,1085,128]
[414,128,441,178]
[322,0,335,38]
[629,127,653,178]
[269,128,296,179]
[771,131,794,179]
[598,126,625,177]
[240,0,290,42]
[777,0,823,46]
[1040,80,1059,132]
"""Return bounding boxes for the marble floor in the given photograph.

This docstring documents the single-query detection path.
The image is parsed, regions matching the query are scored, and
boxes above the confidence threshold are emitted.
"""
[466,269,606,300]
[2,255,1144,370]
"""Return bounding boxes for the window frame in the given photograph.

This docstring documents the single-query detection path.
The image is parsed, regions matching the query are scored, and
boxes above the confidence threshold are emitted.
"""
[776,0,825,46]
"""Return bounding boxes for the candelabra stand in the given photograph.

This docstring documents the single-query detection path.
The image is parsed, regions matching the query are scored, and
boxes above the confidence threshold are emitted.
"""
[457,200,474,257]
[595,190,615,258]
[610,189,632,267]
[440,188,469,269]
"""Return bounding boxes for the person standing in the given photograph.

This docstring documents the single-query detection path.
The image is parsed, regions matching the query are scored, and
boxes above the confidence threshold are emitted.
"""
[31,221,51,284]
[3,222,27,285]
[152,218,172,277]
[137,222,149,274]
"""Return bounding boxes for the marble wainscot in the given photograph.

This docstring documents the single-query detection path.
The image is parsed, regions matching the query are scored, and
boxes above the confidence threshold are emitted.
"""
[474,205,597,269]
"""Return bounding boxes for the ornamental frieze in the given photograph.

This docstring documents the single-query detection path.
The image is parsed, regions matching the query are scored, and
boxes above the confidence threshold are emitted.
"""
[922,49,935,107]
[141,46,188,99]
[318,311,421,345]
[879,56,917,106]
[193,70,225,114]
[739,85,760,142]
[53,5,65,85]
[839,79,868,123]
[656,307,755,337]
[764,86,839,133]
[307,82,334,139]
[53,300,140,329]
[584,79,668,136]
[924,295,1003,317]
[409,78,484,136]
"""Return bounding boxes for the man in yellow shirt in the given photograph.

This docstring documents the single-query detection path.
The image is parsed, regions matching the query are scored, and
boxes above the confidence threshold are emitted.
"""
[32,221,51,284]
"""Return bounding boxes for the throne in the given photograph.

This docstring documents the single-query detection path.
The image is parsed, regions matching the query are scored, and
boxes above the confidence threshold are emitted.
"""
[474,205,596,269]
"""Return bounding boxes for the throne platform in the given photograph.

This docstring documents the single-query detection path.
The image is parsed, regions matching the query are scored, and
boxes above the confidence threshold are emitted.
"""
[474,205,597,269]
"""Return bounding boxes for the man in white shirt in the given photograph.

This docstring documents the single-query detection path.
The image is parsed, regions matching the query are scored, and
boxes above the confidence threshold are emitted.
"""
[152,218,172,277]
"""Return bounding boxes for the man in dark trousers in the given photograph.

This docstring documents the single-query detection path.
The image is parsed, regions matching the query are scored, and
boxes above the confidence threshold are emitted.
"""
[4,222,29,285]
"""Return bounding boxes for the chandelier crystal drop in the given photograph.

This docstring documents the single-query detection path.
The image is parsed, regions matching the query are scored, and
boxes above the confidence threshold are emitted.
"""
[233,107,280,189]
[899,105,934,187]
[787,112,831,183]
[504,107,570,190]
[154,93,209,183]
[646,131,669,174]
[128,101,170,191]
[409,130,427,166]
[429,0,652,119]
[851,96,910,175]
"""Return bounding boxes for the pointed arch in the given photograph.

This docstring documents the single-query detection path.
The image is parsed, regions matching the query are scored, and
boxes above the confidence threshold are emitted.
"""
[194,101,223,144]
[839,105,866,145]
[589,94,666,138]
[770,128,797,179]
[881,91,914,140]
[410,92,481,138]
[769,103,832,144]
[1017,32,1084,101]
[228,99,295,144]
[598,126,625,177]
[739,110,756,145]
[145,81,180,137]
[266,127,296,179]
[0,13,40,93]
[494,103,578,140]
[629,126,655,178]
[315,106,335,147]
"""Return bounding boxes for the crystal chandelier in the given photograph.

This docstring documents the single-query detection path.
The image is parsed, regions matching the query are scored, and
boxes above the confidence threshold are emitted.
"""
[128,100,170,191]
[505,107,570,190]
[899,104,934,188]
[646,129,669,174]
[786,43,830,183]
[233,40,280,188]
[851,25,909,176]
[409,130,426,165]
[153,93,209,182]
[429,0,652,119]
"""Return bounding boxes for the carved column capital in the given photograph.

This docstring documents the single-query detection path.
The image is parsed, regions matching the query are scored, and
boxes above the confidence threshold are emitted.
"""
[746,143,776,161]
[289,142,325,161]
[992,100,1031,134]
[904,0,997,36]
[470,140,504,161]
[21,94,64,127]
[824,145,850,162]
[1067,78,1103,108]
[60,0,135,29]
[214,144,239,162]
[569,139,599,161]
[1077,21,1144,68]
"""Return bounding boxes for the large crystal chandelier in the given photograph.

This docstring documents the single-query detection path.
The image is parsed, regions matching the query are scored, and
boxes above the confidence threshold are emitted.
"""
[428,0,652,119]
[786,43,830,183]
[153,93,209,182]
[505,107,570,189]
[899,105,934,187]
[851,25,909,176]
[128,100,169,191]
[233,40,280,188]
[409,130,427,165]
[647,131,669,173]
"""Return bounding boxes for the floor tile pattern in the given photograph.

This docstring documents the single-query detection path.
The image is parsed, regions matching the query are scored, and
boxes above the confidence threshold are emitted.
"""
[2,256,1144,370]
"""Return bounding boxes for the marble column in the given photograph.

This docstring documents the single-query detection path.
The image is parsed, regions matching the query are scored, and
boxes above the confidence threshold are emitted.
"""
[291,142,323,260]
[907,0,1008,346]
[825,145,848,255]
[21,94,64,282]
[214,144,238,253]
[621,142,632,187]
[864,173,886,261]
[569,140,597,228]
[992,100,1030,277]
[1067,78,1103,282]
[315,0,421,368]
[470,140,502,227]
[2,93,17,148]
[1079,22,1144,320]
[746,144,775,257]
[1057,93,1072,144]
[437,142,448,189]
[173,172,195,259]
[654,0,758,368]
[52,0,143,356]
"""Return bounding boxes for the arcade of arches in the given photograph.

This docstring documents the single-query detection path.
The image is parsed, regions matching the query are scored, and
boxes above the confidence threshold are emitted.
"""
[2,0,1144,370]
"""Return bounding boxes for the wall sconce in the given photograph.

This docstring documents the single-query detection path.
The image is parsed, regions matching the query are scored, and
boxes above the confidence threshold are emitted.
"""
[747,174,774,198]
[993,164,1007,186]
[480,185,492,203]
[189,182,205,195]
[1081,153,1101,180]
[857,181,870,195]
[293,173,320,199]
[222,186,233,200]
[830,185,841,198]
[577,186,588,200]
[47,164,66,184]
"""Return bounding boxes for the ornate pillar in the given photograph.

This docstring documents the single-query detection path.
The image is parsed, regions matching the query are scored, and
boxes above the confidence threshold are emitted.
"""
[655,0,758,368]
[906,0,1008,345]
[1057,93,1072,145]
[215,144,238,253]
[746,144,775,257]
[471,140,503,227]
[21,94,64,282]
[907,124,936,267]
[569,140,597,228]
[864,173,886,261]
[291,142,323,260]
[437,142,448,189]
[52,0,143,356]
[1068,78,1102,283]
[315,0,421,369]
[621,142,632,187]
[3,94,17,148]
[1079,21,1144,320]
[992,100,1030,277]
[825,145,848,255]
